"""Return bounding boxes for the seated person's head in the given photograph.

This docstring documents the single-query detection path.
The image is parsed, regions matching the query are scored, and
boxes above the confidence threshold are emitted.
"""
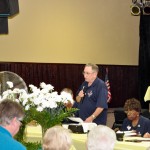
[0,99,25,136]
[124,98,141,120]
[43,126,72,150]
[87,125,116,150]
[61,88,73,98]
[61,88,74,108]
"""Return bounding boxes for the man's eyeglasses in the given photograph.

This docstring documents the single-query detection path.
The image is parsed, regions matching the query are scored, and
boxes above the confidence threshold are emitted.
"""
[82,71,94,75]
[16,118,23,126]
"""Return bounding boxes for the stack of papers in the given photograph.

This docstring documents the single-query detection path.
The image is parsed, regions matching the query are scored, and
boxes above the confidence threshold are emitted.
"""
[66,117,97,133]
[116,130,137,137]
[124,131,137,136]
[124,137,150,142]
[67,117,83,123]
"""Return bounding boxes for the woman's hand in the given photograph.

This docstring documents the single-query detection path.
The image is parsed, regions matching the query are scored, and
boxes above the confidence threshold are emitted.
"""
[143,132,150,138]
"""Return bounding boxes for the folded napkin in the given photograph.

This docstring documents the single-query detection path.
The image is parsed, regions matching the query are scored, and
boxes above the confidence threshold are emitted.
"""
[116,130,137,137]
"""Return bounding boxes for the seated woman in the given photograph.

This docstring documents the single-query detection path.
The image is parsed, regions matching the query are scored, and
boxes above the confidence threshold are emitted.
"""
[122,98,150,138]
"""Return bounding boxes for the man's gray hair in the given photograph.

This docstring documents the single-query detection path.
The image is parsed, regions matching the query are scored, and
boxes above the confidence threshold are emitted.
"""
[87,125,116,150]
[85,63,99,73]
[0,99,24,126]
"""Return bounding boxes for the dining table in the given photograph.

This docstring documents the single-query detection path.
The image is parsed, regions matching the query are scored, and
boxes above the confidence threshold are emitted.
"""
[25,124,150,150]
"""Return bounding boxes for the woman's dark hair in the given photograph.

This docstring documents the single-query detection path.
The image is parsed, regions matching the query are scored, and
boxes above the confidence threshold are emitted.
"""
[124,98,141,113]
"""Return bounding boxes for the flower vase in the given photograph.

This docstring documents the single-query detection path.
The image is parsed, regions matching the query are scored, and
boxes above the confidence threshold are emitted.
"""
[41,126,47,138]
[15,123,26,141]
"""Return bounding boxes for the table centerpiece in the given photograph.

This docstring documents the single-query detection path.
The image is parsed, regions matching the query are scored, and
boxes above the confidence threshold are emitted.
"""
[0,81,77,141]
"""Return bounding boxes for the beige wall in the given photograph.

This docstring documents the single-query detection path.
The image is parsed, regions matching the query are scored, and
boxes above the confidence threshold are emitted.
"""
[0,0,140,65]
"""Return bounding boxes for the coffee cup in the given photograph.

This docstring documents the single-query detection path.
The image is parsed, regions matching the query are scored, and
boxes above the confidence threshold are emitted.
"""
[116,132,124,141]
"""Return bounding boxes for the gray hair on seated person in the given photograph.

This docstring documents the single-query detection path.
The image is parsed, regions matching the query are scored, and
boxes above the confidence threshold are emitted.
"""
[0,99,24,126]
[87,125,116,150]
[42,125,72,150]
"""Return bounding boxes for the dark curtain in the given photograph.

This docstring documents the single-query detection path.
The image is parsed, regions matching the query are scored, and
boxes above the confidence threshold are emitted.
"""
[139,15,150,109]
[0,63,138,108]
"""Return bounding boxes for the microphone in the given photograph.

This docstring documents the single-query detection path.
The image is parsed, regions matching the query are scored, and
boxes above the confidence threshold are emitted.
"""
[81,86,87,103]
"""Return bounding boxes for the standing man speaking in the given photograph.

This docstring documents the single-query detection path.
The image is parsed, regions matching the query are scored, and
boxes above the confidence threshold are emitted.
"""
[76,63,108,125]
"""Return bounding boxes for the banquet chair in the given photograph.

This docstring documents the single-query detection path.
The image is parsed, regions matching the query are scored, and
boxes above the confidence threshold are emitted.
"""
[141,109,150,119]
[112,108,126,130]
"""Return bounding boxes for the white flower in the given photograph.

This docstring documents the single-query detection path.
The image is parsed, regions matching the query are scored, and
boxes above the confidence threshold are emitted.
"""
[13,88,21,93]
[22,99,28,106]
[0,82,77,133]
[19,90,28,101]
[60,91,74,104]
[37,106,44,112]
[45,84,54,91]
[6,81,13,88]
[1,82,73,112]
[49,100,57,108]
[40,82,54,92]
[29,84,38,92]
[25,105,30,110]
[33,97,41,105]
[41,88,49,94]
[40,82,47,89]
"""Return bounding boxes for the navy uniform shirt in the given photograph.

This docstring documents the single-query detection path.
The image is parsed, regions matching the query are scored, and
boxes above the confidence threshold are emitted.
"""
[77,77,108,125]
[122,115,150,136]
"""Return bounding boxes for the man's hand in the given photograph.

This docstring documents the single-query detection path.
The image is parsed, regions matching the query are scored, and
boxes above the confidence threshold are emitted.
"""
[84,116,94,123]
[78,90,85,98]
[76,90,85,102]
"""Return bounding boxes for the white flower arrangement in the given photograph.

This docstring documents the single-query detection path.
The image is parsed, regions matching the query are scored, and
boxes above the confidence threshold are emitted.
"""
[0,81,74,112]
[0,81,77,140]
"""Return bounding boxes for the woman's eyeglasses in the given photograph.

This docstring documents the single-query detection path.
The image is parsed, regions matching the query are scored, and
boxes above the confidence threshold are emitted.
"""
[125,110,137,116]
